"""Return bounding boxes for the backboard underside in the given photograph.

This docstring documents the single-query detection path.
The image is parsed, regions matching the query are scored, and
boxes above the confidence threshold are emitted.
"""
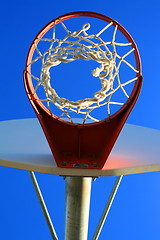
[0,118,160,177]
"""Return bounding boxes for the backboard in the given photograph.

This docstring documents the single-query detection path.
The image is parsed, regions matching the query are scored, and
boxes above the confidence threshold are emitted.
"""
[0,118,160,177]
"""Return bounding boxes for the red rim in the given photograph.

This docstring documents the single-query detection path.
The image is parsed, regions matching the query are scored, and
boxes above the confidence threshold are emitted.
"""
[25,11,142,126]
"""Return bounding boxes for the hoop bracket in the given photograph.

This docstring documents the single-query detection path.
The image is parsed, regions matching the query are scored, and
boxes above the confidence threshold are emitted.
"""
[24,71,142,169]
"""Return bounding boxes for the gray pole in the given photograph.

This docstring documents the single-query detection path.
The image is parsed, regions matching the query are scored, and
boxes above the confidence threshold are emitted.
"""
[65,176,92,240]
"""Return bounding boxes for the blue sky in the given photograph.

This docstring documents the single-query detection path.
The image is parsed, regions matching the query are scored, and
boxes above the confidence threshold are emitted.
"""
[0,0,160,239]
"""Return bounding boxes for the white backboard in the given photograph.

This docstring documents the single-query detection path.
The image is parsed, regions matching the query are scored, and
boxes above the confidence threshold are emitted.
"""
[0,118,160,177]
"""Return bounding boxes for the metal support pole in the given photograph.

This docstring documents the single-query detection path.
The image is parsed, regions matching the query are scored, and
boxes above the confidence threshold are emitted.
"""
[92,175,123,240]
[29,171,58,240]
[65,176,92,240]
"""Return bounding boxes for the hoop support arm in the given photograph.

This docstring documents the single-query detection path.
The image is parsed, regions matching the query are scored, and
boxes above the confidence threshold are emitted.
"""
[24,71,142,170]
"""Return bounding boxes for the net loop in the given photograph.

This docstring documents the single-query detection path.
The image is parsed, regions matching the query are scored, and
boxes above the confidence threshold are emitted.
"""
[72,23,90,37]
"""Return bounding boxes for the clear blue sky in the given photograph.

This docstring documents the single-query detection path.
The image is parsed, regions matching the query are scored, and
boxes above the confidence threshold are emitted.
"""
[0,0,160,239]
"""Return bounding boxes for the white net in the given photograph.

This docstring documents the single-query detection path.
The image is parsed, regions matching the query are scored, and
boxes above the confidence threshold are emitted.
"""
[28,16,139,123]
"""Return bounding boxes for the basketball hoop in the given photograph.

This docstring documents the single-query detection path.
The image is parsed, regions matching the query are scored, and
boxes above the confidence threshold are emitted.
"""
[24,11,142,169]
